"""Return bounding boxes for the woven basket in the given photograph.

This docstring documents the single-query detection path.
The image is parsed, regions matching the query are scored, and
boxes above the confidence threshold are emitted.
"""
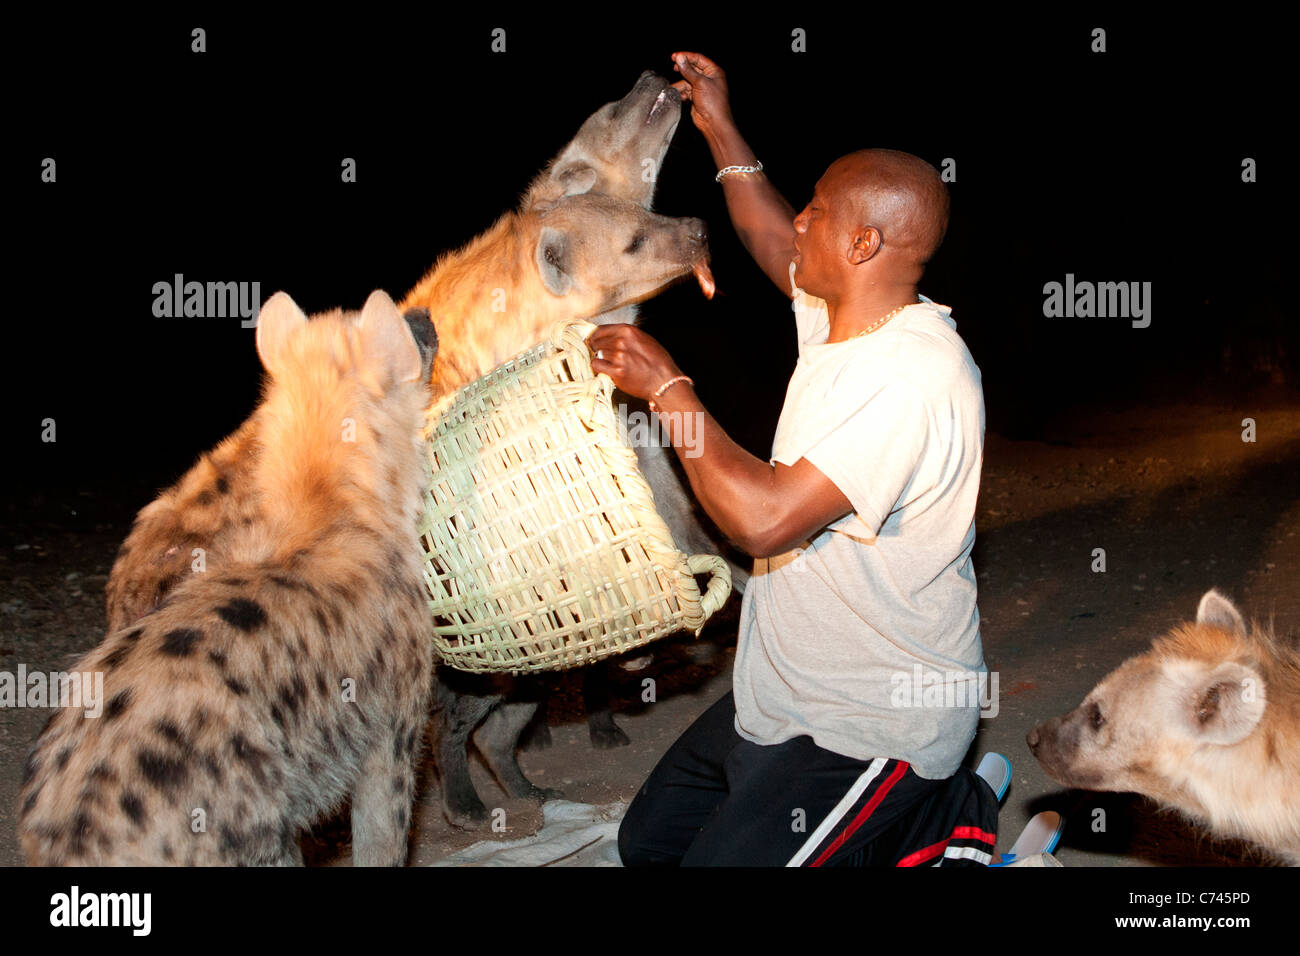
[418,320,732,674]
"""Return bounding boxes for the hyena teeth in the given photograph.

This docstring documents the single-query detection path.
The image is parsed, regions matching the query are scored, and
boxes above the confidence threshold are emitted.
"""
[647,89,667,122]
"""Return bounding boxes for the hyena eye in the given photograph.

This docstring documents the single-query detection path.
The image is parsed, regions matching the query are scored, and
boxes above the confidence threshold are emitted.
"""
[1089,702,1106,731]
[624,233,646,255]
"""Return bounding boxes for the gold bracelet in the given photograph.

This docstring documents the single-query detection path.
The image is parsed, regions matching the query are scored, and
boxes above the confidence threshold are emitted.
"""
[647,375,693,413]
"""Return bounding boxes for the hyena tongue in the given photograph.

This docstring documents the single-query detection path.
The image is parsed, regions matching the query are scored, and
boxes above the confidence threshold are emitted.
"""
[693,259,716,299]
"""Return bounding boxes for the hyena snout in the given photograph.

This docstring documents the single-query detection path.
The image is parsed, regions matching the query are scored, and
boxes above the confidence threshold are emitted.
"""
[1025,723,1042,752]
[1027,714,1072,773]
[1025,718,1058,766]
[1028,711,1110,790]
[685,218,708,247]
[631,69,665,94]
[626,71,678,118]
[673,218,714,299]
[665,217,707,262]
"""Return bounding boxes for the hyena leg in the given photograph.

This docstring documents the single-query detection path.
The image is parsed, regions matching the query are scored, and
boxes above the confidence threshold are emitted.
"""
[518,686,554,751]
[583,664,630,749]
[430,675,498,829]
[350,735,415,866]
[474,699,563,803]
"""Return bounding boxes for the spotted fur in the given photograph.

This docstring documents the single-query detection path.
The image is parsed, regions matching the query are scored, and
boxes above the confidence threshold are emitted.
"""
[20,290,435,866]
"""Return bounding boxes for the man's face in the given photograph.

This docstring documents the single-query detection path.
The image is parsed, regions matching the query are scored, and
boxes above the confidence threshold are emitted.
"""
[792,167,850,298]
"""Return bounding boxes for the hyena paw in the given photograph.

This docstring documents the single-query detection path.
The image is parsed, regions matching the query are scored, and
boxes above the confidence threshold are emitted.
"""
[519,721,553,751]
[444,796,491,830]
[527,784,564,804]
[589,724,631,749]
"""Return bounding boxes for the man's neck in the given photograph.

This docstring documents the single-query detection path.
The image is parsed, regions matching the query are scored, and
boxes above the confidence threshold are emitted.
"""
[824,282,920,343]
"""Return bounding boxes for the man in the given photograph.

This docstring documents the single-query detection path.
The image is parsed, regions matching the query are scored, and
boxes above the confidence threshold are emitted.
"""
[589,52,996,866]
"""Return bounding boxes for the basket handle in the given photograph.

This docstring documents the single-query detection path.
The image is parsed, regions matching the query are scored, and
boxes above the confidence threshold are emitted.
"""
[685,553,732,633]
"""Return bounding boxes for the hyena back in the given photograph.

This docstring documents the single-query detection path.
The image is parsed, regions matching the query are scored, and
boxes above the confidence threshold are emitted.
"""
[105,417,261,633]
[19,290,436,865]
[105,308,437,634]
[1028,589,1300,865]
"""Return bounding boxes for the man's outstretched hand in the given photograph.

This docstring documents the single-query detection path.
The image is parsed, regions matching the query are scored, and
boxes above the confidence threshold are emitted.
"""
[587,324,684,402]
[669,52,734,139]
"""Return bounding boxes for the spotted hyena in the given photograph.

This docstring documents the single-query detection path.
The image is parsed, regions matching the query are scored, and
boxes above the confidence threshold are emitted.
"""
[104,305,437,634]
[104,74,714,832]
[1028,589,1300,865]
[19,290,436,866]
[405,72,716,827]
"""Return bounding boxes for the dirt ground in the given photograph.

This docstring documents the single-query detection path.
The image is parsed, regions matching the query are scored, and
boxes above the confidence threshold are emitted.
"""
[2,389,1297,867]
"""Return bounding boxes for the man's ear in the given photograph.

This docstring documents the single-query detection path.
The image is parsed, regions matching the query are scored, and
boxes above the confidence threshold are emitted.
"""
[535,226,573,296]
[846,227,883,265]
[255,291,310,376]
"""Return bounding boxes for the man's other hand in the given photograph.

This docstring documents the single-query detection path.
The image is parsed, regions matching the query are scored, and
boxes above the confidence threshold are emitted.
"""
[587,324,683,402]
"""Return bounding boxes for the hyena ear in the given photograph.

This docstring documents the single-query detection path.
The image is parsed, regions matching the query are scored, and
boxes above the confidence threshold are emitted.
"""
[1178,661,1266,745]
[255,291,310,376]
[357,290,422,384]
[1196,589,1247,636]
[535,226,573,296]
[553,162,599,197]
[401,307,439,381]
[529,160,599,209]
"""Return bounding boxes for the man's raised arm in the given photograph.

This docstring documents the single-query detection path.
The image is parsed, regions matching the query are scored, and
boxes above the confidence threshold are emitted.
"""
[671,52,798,299]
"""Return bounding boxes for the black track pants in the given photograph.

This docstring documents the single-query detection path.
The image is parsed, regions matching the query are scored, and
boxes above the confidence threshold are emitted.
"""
[618,691,998,867]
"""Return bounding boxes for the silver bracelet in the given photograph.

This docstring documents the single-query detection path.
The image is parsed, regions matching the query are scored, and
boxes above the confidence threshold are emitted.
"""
[715,160,763,182]
[647,375,693,414]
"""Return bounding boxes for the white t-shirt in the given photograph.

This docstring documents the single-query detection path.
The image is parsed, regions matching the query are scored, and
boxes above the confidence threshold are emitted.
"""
[730,263,986,779]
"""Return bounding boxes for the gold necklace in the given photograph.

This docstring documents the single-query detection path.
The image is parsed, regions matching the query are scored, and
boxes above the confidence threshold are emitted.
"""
[853,300,917,339]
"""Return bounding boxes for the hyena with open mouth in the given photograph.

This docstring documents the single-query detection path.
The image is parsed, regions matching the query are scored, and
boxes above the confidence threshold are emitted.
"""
[1028,589,1300,865]
[20,291,436,865]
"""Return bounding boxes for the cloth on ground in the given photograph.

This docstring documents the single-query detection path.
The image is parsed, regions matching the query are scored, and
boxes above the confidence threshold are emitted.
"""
[430,800,627,867]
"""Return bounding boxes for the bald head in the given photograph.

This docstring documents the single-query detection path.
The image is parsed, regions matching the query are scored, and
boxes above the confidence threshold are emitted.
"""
[825,149,950,268]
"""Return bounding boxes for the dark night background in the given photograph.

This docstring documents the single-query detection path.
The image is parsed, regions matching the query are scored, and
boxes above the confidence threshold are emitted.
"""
[3,9,1299,887]
[7,10,1294,523]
